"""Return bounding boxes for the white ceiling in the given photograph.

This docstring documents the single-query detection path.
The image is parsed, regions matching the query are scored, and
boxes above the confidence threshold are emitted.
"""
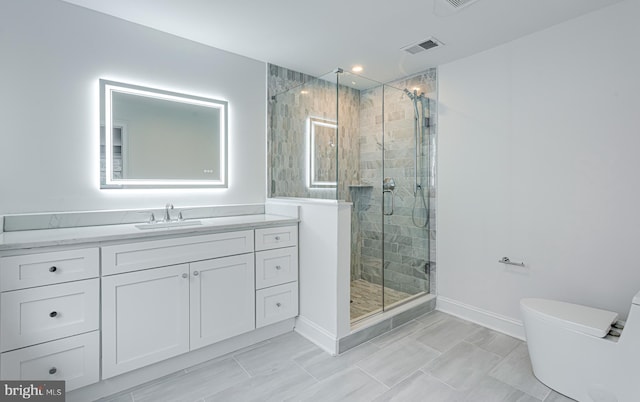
[61,0,621,83]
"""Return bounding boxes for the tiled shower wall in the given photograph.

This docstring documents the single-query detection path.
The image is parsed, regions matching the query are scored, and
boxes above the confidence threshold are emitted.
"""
[267,64,360,200]
[355,70,437,296]
[267,64,437,296]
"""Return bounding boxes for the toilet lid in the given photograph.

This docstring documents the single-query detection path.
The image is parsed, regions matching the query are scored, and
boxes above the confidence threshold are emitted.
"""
[521,298,618,338]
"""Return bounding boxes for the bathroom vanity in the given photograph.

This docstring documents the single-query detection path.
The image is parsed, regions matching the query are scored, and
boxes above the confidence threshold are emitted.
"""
[0,212,299,396]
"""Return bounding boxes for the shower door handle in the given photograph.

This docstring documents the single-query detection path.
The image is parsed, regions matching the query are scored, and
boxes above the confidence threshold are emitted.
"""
[383,190,394,215]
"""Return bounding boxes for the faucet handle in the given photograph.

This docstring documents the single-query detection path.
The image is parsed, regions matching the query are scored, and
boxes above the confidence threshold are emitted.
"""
[149,213,156,223]
[178,211,184,221]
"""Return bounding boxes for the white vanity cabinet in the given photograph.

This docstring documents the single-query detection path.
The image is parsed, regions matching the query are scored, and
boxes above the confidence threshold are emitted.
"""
[101,264,190,379]
[0,218,299,395]
[101,230,258,378]
[255,226,299,328]
[0,248,100,391]
[190,253,255,350]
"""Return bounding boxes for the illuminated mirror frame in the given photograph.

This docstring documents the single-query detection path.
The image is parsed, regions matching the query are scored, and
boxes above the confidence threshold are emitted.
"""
[308,117,338,188]
[100,79,228,189]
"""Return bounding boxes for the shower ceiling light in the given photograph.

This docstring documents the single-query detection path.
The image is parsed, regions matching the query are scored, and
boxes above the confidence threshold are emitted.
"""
[351,65,363,73]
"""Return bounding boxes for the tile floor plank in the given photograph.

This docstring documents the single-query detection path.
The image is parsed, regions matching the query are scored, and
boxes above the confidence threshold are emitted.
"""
[98,312,566,402]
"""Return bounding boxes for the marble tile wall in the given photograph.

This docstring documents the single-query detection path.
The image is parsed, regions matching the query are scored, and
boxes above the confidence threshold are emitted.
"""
[267,64,360,200]
[355,70,438,295]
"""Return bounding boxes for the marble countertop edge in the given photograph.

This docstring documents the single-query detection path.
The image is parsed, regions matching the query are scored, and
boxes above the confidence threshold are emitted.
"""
[0,214,299,252]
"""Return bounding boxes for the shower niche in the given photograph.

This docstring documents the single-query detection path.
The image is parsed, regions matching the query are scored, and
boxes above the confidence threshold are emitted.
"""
[268,64,437,325]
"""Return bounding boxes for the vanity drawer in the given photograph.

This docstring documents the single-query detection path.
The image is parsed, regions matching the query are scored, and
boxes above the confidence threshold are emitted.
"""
[255,247,298,290]
[256,281,298,328]
[255,225,298,251]
[0,331,99,392]
[0,248,99,291]
[102,230,254,275]
[0,279,99,352]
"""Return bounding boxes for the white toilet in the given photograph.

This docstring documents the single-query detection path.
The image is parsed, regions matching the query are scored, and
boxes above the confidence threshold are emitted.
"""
[521,290,640,402]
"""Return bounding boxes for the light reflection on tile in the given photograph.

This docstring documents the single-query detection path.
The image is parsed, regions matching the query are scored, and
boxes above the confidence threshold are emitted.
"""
[426,342,502,392]
[489,343,551,400]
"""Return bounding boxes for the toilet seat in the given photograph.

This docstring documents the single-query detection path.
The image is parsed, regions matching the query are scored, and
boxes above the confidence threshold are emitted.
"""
[521,298,618,338]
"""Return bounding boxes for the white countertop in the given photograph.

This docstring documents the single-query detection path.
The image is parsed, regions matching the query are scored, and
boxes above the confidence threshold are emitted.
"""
[0,214,298,252]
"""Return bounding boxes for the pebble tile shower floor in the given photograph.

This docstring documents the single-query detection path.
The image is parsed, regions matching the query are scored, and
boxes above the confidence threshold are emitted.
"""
[350,279,413,322]
[98,311,575,402]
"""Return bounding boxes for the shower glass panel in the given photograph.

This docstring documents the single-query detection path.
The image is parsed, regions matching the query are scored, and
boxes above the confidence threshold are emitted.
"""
[340,72,385,322]
[381,85,431,309]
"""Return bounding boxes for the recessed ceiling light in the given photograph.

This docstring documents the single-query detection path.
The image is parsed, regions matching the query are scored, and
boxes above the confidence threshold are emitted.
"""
[413,87,421,92]
[300,90,309,94]
[351,65,363,73]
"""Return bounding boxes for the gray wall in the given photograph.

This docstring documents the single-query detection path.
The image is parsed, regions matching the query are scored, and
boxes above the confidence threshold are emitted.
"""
[438,0,640,329]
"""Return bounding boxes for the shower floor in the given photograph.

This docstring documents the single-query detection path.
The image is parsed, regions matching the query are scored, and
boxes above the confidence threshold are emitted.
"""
[350,279,412,322]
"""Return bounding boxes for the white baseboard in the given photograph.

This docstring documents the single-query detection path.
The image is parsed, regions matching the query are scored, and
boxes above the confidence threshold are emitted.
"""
[436,296,526,340]
[294,316,338,355]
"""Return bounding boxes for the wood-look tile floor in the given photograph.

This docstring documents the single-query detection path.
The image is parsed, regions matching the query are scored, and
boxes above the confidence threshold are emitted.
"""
[350,279,413,322]
[99,311,576,402]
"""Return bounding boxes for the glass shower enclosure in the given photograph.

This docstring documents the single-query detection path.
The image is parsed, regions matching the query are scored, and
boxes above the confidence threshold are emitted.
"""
[268,65,435,324]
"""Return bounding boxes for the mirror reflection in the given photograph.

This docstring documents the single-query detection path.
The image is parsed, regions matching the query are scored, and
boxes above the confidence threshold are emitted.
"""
[309,117,337,188]
[100,79,228,188]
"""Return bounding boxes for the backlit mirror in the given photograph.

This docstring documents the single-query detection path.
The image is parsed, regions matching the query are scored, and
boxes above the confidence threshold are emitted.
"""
[308,117,337,188]
[100,79,228,188]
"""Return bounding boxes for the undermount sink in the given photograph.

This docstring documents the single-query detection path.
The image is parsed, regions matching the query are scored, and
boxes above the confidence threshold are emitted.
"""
[135,220,203,230]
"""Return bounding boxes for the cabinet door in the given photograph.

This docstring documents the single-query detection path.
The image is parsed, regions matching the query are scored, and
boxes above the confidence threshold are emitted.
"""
[190,254,255,350]
[102,264,190,379]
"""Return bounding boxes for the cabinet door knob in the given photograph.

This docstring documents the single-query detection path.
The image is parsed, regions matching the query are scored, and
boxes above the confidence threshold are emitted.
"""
[49,311,58,318]
[275,265,282,270]
[49,367,57,375]
[182,273,188,279]
[193,271,199,276]
[275,236,281,241]
[276,303,282,308]
[49,266,57,273]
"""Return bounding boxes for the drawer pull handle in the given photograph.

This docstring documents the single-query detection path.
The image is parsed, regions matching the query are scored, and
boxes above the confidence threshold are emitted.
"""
[49,367,57,375]
[275,265,282,270]
[49,266,58,273]
[182,273,188,279]
[275,236,281,241]
[193,271,199,276]
[276,303,282,308]
[49,311,58,318]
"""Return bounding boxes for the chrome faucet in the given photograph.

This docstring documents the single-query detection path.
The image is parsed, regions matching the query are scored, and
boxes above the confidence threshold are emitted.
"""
[164,203,174,222]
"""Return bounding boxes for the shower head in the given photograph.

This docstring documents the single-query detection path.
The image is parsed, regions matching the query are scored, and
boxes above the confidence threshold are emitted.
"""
[404,88,415,100]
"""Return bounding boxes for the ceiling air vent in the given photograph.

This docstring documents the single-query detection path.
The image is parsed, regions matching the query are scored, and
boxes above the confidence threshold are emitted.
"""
[444,0,479,9]
[402,37,444,55]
